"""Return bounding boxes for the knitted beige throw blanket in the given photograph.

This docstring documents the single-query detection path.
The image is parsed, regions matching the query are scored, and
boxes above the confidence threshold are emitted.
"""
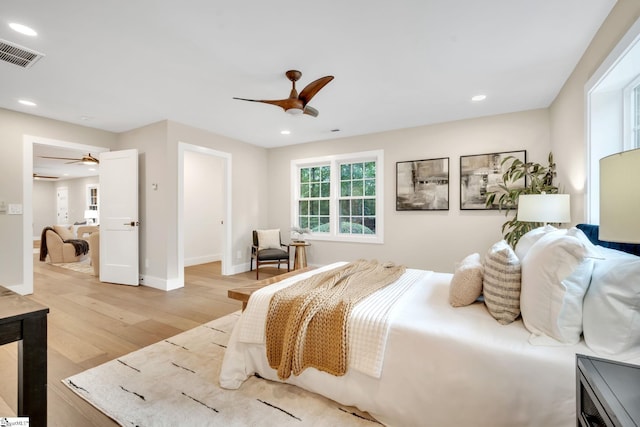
[265,259,406,380]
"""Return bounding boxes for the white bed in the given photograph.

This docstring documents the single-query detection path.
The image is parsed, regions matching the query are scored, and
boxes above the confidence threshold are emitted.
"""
[220,259,640,426]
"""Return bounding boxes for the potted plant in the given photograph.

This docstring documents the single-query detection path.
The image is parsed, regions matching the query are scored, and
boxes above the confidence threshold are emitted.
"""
[485,152,559,247]
[290,226,312,243]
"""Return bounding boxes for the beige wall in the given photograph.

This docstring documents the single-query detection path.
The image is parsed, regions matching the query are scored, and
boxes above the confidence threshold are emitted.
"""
[550,0,640,225]
[268,109,551,273]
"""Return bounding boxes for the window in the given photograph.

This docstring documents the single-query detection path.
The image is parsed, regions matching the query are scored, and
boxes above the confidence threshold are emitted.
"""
[631,83,640,149]
[292,150,383,243]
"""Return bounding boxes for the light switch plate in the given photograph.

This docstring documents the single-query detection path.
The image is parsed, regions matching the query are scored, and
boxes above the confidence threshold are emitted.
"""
[8,204,23,215]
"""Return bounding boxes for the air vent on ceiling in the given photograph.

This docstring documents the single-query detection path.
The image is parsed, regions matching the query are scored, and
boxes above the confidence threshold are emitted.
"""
[0,39,45,69]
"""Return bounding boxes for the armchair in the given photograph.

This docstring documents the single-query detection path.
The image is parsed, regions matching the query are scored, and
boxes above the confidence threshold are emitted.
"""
[250,229,290,279]
[40,229,82,263]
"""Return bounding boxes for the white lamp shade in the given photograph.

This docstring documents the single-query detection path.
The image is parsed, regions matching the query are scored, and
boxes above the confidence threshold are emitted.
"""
[599,148,640,243]
[517,194,571,223]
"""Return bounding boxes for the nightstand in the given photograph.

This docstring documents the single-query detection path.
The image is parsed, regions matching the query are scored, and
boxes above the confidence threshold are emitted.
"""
[576,354,640,427]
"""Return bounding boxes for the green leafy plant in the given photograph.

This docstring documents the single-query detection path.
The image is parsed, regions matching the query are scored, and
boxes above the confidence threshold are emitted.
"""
[485,152,559,247]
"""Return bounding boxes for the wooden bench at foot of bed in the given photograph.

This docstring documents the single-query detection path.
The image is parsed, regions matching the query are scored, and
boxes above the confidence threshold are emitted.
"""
[228,266,315,310]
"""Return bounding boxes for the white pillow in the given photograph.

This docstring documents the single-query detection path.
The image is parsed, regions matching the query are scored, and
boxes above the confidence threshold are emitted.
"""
[515,224,557,261]
[520,228,597,345]
[483,240,521,324]
[257,229,282,250]
[449,253,484,307]
[583,246,640,357]
[53,224,75,240]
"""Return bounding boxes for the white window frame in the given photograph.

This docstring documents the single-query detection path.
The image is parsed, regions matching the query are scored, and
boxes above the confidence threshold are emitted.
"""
[291,150,384,244]
[623,74,640,150]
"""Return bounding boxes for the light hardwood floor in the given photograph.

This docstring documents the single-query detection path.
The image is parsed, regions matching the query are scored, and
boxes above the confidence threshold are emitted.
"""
[0,255,285,426]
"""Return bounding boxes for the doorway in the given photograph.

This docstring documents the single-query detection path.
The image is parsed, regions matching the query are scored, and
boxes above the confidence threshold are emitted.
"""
[177,142,232,284]
[22,135,110,294]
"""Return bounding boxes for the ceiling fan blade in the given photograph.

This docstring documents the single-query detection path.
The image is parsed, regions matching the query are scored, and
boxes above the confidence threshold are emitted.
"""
[40,156,82,161]
[303,105,319,117]
[233,97,301,111]
[298,76,334,105]
[33,173,58,179]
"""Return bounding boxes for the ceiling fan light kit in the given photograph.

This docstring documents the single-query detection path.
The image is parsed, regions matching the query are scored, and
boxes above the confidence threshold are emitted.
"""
[234,69,333,118]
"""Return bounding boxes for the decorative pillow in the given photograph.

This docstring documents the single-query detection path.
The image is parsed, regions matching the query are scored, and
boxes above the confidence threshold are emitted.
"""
[53,225,75,241]
[583,247,640,357]
[515,224,557,261]
[483,240,522,324]
[257,229,281,250]
[449,253,484,307]
[519,227,597,345]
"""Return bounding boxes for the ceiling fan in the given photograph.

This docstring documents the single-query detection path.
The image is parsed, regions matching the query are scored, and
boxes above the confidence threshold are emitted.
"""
[33,173,58,180]
[39,153,99,165]
[233,70,334,117]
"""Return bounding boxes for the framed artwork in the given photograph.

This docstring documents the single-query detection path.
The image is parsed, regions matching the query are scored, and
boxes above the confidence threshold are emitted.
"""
[460,150,526,210]
[396,157,449,211]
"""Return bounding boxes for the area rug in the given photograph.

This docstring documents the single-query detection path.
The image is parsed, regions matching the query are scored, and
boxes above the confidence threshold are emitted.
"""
[63,311,381,426]
[50,257,94,275]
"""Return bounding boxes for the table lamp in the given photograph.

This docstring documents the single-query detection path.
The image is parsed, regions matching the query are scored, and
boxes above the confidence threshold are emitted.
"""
[84,209,99,224]
[599,148,640,243]
[516,193,571,225]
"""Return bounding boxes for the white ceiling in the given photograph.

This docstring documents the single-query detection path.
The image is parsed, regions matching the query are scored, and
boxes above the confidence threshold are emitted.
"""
[4,0,616,161]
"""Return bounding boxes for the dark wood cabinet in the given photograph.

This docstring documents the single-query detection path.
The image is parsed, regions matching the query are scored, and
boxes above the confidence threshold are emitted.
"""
[577,354,640,427]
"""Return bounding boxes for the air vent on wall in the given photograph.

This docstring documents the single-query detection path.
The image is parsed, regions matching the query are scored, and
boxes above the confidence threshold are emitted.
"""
[0,39,45,69]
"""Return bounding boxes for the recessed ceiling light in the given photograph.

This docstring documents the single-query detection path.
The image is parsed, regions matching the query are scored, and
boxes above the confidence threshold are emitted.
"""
[471,94,487,102]
[281,130,291,135]
[9,23,37,36]
[18,99,37,107]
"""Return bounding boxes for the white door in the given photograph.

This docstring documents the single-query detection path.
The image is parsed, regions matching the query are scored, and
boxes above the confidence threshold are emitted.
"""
[99,149,139,285]
[56,187,68,224]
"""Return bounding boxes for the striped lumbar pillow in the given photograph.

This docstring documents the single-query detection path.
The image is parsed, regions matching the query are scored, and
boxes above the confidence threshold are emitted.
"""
[483,240,522,324]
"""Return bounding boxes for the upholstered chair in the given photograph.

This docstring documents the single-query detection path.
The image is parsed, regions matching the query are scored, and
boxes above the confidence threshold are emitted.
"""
[250,229,290,279]
[44,229,82,263]
[88,231,100,276]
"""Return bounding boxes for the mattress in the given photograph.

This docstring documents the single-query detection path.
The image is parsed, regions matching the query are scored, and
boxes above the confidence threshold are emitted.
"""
[219,265,640,426]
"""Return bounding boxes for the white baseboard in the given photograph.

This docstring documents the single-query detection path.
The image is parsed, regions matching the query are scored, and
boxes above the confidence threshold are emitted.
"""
[139,274,184,291]
[184,253,221,267]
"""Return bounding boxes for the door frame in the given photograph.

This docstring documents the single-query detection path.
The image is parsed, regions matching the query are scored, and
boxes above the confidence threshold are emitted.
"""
[177,142,232,279]
[22,135,110,294]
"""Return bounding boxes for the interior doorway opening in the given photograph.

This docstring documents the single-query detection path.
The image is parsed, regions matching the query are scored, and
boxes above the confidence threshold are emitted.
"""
[177,142,232,285]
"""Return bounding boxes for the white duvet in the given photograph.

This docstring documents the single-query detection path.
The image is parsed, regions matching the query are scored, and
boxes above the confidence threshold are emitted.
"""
[220,267,640,426]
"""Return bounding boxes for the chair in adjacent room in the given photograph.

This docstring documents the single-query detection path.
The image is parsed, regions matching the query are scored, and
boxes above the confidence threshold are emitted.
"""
[250,229,290,279]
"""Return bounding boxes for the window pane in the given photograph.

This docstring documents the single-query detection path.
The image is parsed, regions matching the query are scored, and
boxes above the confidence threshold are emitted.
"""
[351,199,363,215]
[341,181,351,197]
[310,200,319,215]
[300,217,309,228]
[364,199,376,215]
[321,182,330,197]
[352,163,363,179]
[320,200,330,215]
[341,164,351,180]
[299,200,309,215]
[321,165,330,181]
[300,168,310,183]
[365,161,376,178]
[352,180,363,196]
[340,200,350,215]
[339,217,351,233]
[310,217,319,229]
[300,183,310,198]
[319,216,330,225]
[364,217,376,233]
[312,167,321,181]
[364,179,376,196]
[310,183,320,197]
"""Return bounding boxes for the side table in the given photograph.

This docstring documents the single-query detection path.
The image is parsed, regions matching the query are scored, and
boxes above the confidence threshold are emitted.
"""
[290,241,311,270]
[0,285,49,427]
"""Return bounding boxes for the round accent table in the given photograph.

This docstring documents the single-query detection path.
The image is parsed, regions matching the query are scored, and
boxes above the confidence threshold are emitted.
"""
[290,241,311,270]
